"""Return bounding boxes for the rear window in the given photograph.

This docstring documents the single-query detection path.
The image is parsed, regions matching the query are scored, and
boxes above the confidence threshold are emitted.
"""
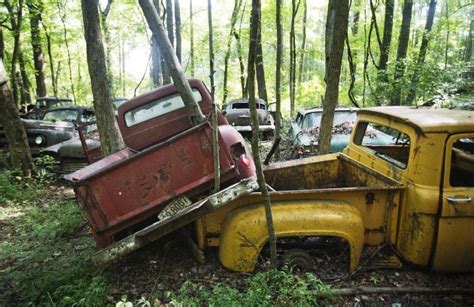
[124,89,202,127]
[354,121,411,169]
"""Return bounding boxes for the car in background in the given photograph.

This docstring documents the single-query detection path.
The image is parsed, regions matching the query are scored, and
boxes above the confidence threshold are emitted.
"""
[0,106,95,156]
[222,98,275,138]
[291,107,358,154]
[22,97,74,119]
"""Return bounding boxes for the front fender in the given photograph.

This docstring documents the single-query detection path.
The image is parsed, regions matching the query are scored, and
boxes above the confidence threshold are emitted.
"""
[218,200,365,272]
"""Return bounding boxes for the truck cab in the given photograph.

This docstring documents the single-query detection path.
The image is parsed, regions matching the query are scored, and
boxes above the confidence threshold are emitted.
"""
[344,107,474,272]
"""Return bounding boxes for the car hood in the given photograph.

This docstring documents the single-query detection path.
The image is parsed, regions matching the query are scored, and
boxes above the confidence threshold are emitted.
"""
[225,109,272,125]
[42,137,100,158]
[21,119,76,131]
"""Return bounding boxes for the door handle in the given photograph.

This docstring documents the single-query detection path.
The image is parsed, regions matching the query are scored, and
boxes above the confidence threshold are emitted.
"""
[447,196,472,204]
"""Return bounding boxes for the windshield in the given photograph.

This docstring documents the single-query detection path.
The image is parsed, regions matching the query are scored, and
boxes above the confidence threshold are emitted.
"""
[302,111,357,130]
[125,88,202,127]
[43,109,79,122]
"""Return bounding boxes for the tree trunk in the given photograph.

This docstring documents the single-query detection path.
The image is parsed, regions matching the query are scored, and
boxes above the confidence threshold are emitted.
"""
[255,15,268,103]
[151,0,163,87]
[247,0,277,269]
[166,0,174,46]
[0,27,4,61]
[207,0,220,192]
[235,0,247,98]
[289,0,300,117]
[297,0,307,86]
[81,0,125,156]
[406,0,437,104]
[100,0,114,96]
[139,0,205,125]
[18,50,32,106]
[378,0,394,79]
[57,1,77,103]
[5,0,24,106]
[0,59,35,176]
[275,0,283,159]
[27,0,47,97]
[391,0,413,106]
[42,23,57,96]
[464,10,473,63]
[189,0,195,75]
[175,0,182,63]
[351,0,361,36]
[319,0,349,155]
[222,0,242,105]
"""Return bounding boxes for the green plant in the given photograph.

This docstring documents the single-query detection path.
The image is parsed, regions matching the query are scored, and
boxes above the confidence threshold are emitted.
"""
[33,155,60,184]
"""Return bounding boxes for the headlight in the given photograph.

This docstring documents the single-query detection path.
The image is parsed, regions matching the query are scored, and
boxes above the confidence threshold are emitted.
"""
[35,136,45,145]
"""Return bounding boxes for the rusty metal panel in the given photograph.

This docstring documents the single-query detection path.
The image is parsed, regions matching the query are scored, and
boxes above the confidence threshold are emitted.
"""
[66,123,238,245]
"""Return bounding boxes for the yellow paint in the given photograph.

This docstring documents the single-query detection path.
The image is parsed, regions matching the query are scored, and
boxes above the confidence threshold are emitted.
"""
[218,201,365,272]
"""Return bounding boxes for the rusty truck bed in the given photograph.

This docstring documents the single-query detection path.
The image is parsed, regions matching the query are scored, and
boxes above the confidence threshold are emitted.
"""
[65,123,240,247]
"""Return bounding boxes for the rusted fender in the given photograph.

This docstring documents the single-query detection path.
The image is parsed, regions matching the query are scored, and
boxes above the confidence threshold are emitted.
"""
[218,200,365,272]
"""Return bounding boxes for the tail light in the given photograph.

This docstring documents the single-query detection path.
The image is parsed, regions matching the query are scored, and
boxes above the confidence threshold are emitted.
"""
[239,154,251,169]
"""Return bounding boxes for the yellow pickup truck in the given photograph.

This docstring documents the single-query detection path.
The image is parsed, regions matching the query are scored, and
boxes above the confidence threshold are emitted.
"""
[195,107,474,273]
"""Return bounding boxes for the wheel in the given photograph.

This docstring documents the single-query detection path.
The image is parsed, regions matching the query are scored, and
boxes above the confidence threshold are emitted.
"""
[281,248,314,271]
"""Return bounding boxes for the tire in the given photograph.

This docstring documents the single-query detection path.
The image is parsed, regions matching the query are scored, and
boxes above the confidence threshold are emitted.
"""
[281,248,314,271]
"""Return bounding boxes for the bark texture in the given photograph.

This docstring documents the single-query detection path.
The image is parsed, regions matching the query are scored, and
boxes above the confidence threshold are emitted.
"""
[151,0,163,87]
[319,0,349,155]
[0,59,35,176]
[189,0,195,75]
[378,0,394,78]
[175,0,182,63]
[465,11,473,63]
[81,0,125,155]
[274,0,283,159]
[27,0,47,97]
[255,19,267,103]
[392,0,413,105]
[139,0,205,125]
[248,0,277,268]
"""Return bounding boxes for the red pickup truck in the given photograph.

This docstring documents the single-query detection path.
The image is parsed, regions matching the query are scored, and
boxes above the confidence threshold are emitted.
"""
[65,80,256,247]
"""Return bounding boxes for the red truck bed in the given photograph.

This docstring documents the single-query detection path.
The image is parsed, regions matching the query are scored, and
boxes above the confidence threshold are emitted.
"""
[65,123,241,247]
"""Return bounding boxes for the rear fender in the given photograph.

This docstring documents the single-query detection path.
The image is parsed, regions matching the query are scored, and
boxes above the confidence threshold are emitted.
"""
[218,200,365,272]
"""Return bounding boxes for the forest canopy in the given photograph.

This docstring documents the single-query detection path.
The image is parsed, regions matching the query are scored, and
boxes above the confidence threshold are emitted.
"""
[1,0,473,115]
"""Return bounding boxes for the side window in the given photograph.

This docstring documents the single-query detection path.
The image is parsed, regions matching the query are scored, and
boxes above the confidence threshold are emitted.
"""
[450,138,474,187]
[354,121,411,169]
[124,89,202,127]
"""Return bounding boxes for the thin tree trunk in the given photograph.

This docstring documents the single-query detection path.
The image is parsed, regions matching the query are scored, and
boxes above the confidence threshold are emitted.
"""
[247,0,277,269]
[189,0,195,75]
[297,0,307,86]
[275,0,283,159]
[162,0,174,84]
[207,0,220,192]
[406,0,437,105]
[222,0,242,105]
[139,0,205,125]
[100,0,114,96]
[57,0,77,103]
[319,0,349,155]
[378,0,394,80]
[151,0,163,87]
[0,59,35,176]
[255,25,268,103]
[0,27,4,61]
[5,0,24,106]
[235,0,247,98]
[81,0,125,155]
[444,1,449,69]
[289,0,300,117]
[18,50,32,105]
[175,0,181,63]
[42,22,57,96]
[27,0,47,97]
[464,10,473,63]
[121,39,125,96]
[391,0,413,106]
[351,0,361,36]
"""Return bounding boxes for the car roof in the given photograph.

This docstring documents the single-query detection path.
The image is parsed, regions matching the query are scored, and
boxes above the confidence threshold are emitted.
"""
[297,106,358,116]
[358,106,474,134]
[44,106,94,113]
[36,97,73,102]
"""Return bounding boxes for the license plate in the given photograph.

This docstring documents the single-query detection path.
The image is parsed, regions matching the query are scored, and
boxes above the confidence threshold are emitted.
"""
[158,196,192,220]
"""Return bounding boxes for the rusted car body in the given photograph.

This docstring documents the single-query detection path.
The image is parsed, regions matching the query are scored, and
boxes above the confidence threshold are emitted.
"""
[66,80,256,247]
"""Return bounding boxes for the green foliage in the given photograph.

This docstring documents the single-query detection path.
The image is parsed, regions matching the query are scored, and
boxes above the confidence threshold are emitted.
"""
[148,269,333,306]
[33,154,61,184]
[0,170,107,306]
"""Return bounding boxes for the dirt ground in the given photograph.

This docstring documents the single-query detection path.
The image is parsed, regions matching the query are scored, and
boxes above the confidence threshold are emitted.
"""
[105,231,474,306]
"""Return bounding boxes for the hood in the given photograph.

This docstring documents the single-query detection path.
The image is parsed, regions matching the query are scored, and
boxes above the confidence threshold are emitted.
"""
[225,109,272,126]
[22,119,76,132]
[42,137,100,158]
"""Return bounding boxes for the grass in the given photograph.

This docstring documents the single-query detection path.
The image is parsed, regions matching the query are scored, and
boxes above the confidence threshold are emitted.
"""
[0,164,334,306]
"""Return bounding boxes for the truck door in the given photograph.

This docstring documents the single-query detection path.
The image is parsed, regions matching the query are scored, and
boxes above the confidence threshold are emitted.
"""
[433,133,474,272]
